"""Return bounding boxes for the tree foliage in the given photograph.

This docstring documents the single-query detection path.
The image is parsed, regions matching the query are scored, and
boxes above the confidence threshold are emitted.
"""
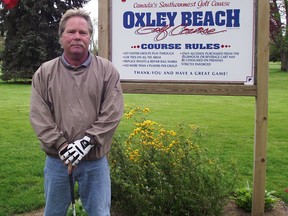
[270,0,283,44]
[270,0,283,62]
[269,0,288,70]
[0,0,89,81]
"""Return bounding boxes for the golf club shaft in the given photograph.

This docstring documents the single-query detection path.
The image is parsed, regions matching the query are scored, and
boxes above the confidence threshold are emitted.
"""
[72,203,76,216]
[68,164,76,216]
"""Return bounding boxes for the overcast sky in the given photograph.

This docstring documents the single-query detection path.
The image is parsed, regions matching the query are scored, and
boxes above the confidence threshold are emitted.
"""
[84,1,98,20]
[84,1,98,39]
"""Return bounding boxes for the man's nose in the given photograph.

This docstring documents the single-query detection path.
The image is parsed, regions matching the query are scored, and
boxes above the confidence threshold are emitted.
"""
[73,32,81,39]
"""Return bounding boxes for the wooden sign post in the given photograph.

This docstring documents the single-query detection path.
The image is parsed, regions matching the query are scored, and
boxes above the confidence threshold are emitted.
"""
[98,0,269,215]
[252,0,269,215]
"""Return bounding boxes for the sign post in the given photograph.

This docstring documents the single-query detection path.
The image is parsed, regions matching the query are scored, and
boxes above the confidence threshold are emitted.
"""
[98,0,269,215]
[252,0,269,215]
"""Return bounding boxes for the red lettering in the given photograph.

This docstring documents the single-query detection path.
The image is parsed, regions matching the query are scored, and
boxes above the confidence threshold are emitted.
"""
[135,25,227,41]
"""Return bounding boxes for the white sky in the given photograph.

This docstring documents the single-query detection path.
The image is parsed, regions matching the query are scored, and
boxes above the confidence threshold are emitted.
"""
[83,1,98,40]
[84,1,98,20]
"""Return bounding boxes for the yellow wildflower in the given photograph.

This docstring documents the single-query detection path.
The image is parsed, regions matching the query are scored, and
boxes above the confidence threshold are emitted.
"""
[169,130,177,136]
[129,149,140,162]
[142,108,150,113]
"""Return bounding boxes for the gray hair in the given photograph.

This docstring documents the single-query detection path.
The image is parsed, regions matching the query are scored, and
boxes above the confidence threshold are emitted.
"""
[58,8,93,37]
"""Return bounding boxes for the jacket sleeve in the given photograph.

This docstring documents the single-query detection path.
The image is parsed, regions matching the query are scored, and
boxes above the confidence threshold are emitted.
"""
[85,61,124,147]
[29,68,67,150]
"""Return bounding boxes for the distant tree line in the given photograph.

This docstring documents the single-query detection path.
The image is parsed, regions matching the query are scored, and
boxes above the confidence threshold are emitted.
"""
[0,0,89,81]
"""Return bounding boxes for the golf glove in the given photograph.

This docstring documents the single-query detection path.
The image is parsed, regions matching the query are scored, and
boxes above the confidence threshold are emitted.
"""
[59,136,93,166]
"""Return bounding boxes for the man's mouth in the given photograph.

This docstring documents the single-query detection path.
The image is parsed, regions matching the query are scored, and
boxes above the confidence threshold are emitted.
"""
[71,44,83,47]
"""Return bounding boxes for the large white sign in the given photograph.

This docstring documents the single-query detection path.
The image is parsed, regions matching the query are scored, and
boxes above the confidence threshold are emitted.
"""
[111,0,255,84]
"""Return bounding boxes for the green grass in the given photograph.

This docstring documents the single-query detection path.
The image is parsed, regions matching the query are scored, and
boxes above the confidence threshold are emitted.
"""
[0,62,287,215]
[0,83,46,215]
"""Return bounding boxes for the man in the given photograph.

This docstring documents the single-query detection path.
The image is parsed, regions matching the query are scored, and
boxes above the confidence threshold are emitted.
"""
[30,8,124,216]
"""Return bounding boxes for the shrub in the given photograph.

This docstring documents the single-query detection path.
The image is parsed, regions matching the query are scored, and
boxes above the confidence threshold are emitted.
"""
[234,182,280,212]
[110,106,238,216]
[67,199,87,216]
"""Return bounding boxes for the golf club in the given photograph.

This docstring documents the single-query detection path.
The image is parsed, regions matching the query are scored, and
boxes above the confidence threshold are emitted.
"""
[68,164,76,216]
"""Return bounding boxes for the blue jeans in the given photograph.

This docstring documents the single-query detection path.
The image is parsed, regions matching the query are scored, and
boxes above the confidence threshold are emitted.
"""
[44,156,111,216]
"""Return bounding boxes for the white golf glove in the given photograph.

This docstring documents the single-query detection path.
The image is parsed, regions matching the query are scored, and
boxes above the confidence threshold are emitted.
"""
[59,136,93,166]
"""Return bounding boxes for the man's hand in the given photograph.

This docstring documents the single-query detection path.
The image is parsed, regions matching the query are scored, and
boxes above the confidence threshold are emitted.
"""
[58,142,69,160]
[59,136,93,166]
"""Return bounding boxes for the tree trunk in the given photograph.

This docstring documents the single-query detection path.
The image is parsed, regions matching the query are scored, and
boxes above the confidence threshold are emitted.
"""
[281,50,288,71]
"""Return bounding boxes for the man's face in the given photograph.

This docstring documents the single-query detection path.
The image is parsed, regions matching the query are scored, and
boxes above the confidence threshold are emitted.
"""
[60,16,91,61]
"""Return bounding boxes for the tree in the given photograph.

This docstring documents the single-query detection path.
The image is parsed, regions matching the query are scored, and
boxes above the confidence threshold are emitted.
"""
[90,17,98,55]
[270,0,288,71]
[270,0,282,62]
[0,0,90,81]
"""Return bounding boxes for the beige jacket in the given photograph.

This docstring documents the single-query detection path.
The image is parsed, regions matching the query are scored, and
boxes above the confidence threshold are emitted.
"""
[30,54,124,160]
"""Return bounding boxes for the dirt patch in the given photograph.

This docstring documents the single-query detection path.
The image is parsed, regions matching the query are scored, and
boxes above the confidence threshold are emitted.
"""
[16,201,288,216]
[14,208,44,216]
[223,201,288,216]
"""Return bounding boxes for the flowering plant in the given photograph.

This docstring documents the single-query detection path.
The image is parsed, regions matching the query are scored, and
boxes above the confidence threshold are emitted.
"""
[111,106,237,216]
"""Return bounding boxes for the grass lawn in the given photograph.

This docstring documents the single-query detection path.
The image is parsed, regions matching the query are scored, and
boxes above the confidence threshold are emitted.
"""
[0,62,287,215]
